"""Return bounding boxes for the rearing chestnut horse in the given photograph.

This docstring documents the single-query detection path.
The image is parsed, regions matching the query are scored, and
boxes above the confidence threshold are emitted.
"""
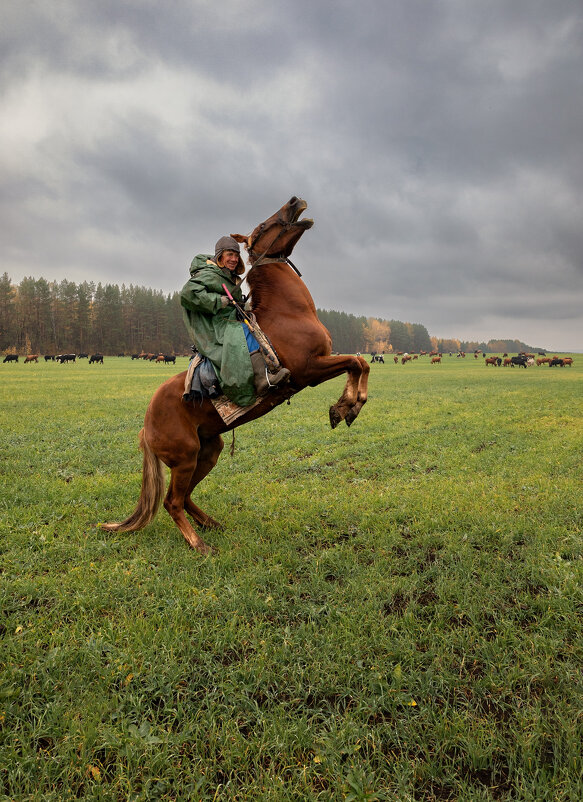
[101,197,369,554]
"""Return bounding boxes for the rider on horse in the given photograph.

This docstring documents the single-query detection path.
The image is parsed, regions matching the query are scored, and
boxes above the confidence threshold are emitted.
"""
[180,236,290,407]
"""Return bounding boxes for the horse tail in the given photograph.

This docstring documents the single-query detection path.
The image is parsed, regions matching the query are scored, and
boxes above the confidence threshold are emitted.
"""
[100,428,166,532]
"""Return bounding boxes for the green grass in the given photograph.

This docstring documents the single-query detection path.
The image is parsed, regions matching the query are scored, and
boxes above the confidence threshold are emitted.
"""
[1,354,582,800]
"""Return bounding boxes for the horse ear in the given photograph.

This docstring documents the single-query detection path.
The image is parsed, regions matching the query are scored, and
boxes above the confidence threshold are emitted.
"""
[230,233,247,243]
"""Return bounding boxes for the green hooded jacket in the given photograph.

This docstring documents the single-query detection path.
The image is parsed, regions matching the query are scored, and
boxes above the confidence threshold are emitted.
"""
[180,255,256,407]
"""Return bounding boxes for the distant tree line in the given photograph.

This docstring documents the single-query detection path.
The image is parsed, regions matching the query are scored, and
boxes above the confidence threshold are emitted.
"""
[0,274,189,356]
[0,273,541,356]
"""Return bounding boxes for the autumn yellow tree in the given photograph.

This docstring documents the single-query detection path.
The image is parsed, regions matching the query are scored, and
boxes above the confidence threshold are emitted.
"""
[363,318,391,352]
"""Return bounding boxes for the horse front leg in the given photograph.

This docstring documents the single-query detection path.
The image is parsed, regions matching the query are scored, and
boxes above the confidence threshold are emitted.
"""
[301,354,369,428]
[344,355,370,427]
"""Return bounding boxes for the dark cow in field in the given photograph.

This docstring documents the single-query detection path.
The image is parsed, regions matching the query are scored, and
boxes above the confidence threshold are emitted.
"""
[89,353,104,364]
[371,354,385,364]
[510,355,528,368]
[44,355,56,361]
[3,354,18,363]
[24,355,39,363]
[549,358,564,367]
[78,353,89,359]
[162,355,176,364]
[56,354,76,363]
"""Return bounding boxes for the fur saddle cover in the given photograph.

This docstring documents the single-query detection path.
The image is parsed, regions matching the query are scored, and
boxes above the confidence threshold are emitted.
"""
[182,353,265,426]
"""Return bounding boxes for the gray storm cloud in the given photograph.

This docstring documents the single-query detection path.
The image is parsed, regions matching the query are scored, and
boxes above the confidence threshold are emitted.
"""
[1,0,582,350]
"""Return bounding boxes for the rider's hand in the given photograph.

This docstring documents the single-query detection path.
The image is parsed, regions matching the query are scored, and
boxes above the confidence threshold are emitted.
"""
[220,295,231,307]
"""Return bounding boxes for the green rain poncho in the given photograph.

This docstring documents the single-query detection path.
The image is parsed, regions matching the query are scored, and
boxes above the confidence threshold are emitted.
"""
[180,255,256,407]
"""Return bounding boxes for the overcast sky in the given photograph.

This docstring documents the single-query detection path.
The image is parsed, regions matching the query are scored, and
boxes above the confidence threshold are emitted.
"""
[2,1,582,350]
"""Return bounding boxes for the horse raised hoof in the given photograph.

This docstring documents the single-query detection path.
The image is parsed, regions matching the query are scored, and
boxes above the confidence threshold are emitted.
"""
[345,409,356,426]
[329,405,342,429]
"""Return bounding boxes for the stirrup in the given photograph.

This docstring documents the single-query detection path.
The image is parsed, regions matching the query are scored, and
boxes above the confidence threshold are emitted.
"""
[266,366,291,387]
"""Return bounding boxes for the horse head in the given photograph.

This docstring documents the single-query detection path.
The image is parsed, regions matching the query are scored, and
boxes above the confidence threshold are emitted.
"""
[232,196,314,265]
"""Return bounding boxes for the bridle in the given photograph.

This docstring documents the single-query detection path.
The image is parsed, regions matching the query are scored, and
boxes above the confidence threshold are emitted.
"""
[246,215,303,277]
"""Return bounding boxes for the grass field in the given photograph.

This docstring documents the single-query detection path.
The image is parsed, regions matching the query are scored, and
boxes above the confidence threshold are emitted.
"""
[1,353,582,801]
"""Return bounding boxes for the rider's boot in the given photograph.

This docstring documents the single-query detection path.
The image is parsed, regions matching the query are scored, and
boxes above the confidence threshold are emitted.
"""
[250,350,290,395]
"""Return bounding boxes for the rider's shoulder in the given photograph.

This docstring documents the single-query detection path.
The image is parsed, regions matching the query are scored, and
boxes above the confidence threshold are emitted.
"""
[189,254,217,275]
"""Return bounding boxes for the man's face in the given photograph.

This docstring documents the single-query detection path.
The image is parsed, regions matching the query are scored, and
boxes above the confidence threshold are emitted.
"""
[221,250,240,272]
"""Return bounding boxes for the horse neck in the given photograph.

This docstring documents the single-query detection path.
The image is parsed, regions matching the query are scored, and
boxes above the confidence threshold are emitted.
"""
[247,262,317,316]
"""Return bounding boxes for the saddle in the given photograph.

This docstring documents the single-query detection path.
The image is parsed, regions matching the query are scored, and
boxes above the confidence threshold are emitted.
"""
[183,353,284,427]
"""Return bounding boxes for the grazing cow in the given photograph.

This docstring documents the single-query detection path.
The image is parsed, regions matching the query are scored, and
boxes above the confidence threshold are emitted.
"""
[431,356,441,364]
[549,358,564,367]
[56,353,76,363]
[536,357,550,366]
[503,358,512,367]
[393,355,398,364]
[24,355,39,363]
[89,353,104,364]
[401,355,411,364]
[485,356,498,366]
[44,355,56,361]
[78,353,89,359]
[3,354,18,363]
[163,355,176,364]
[510,355,528,368]
[562,357,573,366]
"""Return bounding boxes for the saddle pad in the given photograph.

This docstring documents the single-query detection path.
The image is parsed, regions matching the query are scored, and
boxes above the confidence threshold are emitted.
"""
[183,353,262,425]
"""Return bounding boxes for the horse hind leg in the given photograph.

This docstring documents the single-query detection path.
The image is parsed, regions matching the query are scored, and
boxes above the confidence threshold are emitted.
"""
[163,433,225,554]
[183,435,224,531]
[164,458,216,555]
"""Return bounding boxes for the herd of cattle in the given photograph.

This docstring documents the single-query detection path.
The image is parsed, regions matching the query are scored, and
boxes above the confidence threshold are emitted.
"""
[368,350,574,368]
[2,352,178,365]
[3,350,574,368]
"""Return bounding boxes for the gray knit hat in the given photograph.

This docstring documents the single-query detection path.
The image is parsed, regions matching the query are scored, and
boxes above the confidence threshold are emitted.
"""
[214,236,245,274]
